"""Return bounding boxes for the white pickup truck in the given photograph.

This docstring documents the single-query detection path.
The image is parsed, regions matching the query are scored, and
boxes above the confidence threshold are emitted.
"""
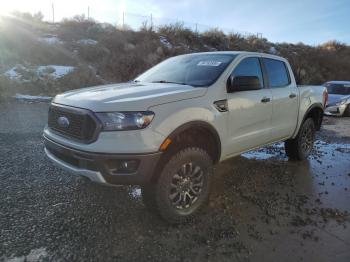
[44,51,328,223]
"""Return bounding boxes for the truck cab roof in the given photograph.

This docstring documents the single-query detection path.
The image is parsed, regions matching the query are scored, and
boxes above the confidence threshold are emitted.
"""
[179,51,289,64]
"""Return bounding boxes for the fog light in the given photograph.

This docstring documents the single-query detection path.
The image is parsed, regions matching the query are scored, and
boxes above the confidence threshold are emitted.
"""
[106,159,139,174]
[122,161,129,169]
[119,160,139,172]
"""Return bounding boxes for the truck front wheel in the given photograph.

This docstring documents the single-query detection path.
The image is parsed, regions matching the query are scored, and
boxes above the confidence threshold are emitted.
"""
[284,118,316,160]
[141,147,213,224]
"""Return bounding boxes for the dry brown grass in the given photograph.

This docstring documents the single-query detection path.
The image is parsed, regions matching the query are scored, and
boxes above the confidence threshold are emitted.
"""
[1,13,350,98]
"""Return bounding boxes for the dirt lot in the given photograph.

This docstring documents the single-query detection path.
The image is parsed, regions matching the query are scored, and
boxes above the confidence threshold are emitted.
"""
[0,100,349,262]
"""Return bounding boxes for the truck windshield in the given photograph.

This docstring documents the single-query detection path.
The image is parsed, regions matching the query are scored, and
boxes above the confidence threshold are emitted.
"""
[325,83,350,95]
[135,53,237,87]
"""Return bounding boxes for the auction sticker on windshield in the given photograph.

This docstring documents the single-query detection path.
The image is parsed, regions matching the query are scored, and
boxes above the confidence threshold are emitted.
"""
[197,61,222,66]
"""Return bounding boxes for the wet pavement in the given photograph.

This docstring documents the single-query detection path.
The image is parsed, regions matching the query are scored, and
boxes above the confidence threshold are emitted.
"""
[0,101,349,261]
[211,139,350,261]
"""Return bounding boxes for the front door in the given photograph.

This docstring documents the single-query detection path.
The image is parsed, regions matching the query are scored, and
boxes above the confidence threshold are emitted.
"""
[226,57,273,156]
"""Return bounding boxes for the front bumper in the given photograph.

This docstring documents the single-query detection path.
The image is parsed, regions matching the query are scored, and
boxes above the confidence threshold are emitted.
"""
[44,135,162,185]
[324,104,347,116]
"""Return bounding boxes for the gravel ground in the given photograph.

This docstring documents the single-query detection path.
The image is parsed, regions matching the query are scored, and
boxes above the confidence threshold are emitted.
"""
[0,100,349,262]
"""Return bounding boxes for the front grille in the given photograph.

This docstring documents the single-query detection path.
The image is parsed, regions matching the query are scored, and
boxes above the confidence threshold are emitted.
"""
[48,104,99,143]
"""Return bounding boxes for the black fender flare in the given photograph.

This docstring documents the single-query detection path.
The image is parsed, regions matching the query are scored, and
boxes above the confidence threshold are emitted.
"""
[301,102,324,131]
[166,121,222,163]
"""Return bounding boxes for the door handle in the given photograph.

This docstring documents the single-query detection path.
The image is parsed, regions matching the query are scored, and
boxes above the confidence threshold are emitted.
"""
[261,97,271,103]
[289,93,297,98]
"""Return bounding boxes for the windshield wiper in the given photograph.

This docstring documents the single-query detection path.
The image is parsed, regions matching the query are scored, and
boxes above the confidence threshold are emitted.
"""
[151,80,188,85]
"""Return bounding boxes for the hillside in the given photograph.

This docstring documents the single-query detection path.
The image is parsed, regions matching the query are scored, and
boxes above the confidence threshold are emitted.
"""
[1,12,350,98]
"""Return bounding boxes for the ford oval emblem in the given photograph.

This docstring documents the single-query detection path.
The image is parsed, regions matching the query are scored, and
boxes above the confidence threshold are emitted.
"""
[57,116,70,128]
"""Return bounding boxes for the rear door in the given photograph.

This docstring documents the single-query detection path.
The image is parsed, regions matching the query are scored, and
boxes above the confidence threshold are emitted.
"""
[262,58,299,140]
[226,57,273,156]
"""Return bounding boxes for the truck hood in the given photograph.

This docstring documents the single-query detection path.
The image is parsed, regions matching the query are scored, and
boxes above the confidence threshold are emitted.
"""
[53,82,207,112]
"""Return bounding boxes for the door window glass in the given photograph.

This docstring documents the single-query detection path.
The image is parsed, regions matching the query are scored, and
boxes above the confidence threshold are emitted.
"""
[263,58,290,88]
[231,57,264,88]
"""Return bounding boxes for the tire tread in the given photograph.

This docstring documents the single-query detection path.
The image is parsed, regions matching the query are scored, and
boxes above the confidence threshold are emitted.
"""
[284,118,315,161]
[142,147,213,224]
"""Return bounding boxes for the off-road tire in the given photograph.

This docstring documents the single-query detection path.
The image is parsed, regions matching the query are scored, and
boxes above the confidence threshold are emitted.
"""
[141,147,213,224]
[285,118,316,160]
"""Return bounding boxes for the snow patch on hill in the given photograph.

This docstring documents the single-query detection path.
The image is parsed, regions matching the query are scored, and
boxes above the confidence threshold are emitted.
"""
[159,36,173,49]
[4,67,20,79]
[37,65,75,79]
[4,65,75,81]
[269,46,278,54]
[77,39,98,45]
[14,93,52,102]
[39,35,63,45]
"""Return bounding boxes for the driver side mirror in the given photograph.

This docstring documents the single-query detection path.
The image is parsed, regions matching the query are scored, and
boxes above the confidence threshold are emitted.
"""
[227,76,261,93]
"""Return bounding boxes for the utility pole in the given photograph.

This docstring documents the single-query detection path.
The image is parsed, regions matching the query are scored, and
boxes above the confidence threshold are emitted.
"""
[122,12,125,28]
[52,3,55,23]
[87,6,90,20]
[150,13,153,31]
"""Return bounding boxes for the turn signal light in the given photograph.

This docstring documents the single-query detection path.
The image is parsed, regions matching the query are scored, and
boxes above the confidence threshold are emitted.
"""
[160,138,172,151]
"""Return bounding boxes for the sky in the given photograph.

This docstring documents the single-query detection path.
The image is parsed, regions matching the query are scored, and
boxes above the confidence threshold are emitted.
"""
[0,0,349,45]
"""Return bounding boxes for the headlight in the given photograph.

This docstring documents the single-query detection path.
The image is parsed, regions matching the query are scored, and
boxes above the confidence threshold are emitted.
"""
[337,99,349,106]
[96,111,154,131]
[340,99,349,105]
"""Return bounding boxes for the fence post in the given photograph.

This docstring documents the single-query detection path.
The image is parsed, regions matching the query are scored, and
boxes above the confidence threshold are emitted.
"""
[52,3,55,23]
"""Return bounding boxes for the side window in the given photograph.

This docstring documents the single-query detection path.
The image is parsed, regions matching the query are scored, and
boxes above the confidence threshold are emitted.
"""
[263,58,290,88]
[232,57,264,88]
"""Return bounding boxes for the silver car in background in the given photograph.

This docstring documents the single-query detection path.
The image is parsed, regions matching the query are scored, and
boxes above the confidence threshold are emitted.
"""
[324,81,350,116]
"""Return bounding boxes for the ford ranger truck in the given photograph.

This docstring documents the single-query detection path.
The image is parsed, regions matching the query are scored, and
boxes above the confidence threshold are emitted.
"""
[43,51,328,223]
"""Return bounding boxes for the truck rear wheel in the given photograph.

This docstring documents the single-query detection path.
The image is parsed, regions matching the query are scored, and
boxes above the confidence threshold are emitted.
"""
[284,118,315,160]
[141,147,213,224]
